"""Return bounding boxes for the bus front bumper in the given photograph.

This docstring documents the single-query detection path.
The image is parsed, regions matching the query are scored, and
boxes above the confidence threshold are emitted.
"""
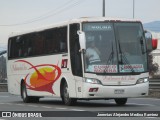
[81,82,149,99]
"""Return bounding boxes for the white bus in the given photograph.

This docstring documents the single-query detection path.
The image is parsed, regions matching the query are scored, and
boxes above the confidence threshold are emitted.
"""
[7,17,156,105]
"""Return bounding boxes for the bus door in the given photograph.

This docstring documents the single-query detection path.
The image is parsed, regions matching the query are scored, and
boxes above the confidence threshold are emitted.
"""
[70,23,83,98]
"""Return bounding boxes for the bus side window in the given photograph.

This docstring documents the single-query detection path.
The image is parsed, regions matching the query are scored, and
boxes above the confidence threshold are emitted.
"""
[16,36,23,58]
[45,29,56,54]
[8,39,12,59]
[8,37,17,59]
[69,23,82,77]
[59,27,67,52]
[33,33,45,56]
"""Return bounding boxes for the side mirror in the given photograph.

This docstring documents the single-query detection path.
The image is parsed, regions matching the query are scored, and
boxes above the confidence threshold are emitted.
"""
[77,31,86,51]
[145,31,158,52]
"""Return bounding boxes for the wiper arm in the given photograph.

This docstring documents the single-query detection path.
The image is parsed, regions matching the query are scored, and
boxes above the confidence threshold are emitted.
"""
[118,41,135,73]
[102,42,115,74]
[120,53,135,73]
[106,42,114,64]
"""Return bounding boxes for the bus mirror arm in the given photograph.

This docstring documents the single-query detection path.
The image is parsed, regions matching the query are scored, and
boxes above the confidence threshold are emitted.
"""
[77,31,86,51]
[79,49,86,53]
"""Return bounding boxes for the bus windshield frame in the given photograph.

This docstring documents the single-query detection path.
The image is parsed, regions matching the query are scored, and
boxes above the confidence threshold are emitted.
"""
[82,21,148,75]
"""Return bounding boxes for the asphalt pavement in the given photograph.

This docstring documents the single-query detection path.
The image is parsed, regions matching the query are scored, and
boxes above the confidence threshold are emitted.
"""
[0,92,160,120]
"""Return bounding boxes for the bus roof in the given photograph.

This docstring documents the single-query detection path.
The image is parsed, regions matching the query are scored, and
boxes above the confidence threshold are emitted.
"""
[9,17,141,38]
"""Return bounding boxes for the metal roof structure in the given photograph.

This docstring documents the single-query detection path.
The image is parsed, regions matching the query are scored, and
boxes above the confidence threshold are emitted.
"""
[9,17,141,38]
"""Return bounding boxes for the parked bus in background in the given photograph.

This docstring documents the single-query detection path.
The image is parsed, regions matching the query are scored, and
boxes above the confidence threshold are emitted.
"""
[7,17,157,105]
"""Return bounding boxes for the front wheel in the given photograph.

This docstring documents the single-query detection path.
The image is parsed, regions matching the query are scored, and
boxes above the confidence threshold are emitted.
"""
[62,82,77,106]
[114,98,127,106]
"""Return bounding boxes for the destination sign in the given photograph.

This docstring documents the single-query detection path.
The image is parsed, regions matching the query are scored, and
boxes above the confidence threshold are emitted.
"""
[83,23,112,31]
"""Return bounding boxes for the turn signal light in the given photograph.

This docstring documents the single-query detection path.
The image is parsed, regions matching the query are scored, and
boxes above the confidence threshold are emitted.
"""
[152,39,158,50]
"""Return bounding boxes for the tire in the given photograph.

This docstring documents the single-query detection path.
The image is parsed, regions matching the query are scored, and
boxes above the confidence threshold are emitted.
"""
[21,82,40,103]
[62,82,77,106]
[21,82,31,103]
[114,98,127,106]
[30,97,40,103]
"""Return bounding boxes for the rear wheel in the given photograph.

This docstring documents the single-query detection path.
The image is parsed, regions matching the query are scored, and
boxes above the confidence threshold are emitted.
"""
[114,98,127,106]
[62,82,77,106]
[21,82,39,103]
[21,82,31,103]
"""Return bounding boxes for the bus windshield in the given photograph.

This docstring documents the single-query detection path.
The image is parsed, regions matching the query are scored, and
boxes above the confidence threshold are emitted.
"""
[83,22,147,74]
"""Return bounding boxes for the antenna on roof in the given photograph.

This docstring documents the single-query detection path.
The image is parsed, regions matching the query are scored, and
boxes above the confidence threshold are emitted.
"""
[103,0,105,17]
[133,0,135,19]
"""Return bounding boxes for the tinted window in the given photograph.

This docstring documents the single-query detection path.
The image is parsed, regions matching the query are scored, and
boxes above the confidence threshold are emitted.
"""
[45,26,67,54]
[8,26,68,59]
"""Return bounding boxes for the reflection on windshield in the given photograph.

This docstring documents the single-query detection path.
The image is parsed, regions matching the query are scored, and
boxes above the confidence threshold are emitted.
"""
[83,23,118,73]
[115,22,147,73]
[83,22,147,74]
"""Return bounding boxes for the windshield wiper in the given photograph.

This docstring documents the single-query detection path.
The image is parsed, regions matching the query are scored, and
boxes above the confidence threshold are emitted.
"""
[118,41,136,73]
[120,53,136,73]
[101,42,115,74]
[106,41,114,64]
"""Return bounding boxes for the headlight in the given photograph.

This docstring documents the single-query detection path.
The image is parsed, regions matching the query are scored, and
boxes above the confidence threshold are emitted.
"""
[136,78,149,84]
[84,78,102,85]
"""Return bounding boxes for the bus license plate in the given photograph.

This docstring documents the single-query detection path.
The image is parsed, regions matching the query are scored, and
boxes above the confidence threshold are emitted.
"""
[114,89,124,94]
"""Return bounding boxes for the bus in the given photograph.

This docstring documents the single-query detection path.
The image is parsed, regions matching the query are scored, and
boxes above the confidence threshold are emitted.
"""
[7,17,157,106]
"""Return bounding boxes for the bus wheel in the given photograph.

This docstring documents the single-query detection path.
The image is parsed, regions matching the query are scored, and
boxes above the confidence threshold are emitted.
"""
[114,98,127,106]
[62,82,77,106]
[21,82,31,103]
[21,82,40,103]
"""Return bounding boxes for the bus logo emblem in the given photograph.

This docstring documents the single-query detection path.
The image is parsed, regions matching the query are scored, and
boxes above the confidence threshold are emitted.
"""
[61,59,68,68]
